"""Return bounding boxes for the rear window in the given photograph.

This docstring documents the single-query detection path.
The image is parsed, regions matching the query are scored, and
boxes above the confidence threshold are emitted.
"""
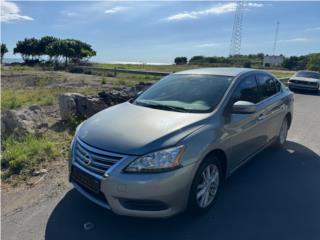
[296,71,320,79]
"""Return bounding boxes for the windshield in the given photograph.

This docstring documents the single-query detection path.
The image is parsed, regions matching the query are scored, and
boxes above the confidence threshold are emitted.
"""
[134,74,233,113]
[296,71,319,79]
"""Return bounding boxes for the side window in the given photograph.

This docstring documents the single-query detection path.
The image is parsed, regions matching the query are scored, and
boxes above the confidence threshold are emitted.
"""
[231,75,260,104]
[256,74,278,100]
[275,79,282,92]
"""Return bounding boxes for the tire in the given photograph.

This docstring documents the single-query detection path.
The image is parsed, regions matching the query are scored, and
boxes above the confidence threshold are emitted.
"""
[188,157,221,215]
[274,117,289,148]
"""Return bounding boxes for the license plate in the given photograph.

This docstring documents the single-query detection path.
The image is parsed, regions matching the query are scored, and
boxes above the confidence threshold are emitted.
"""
[71,166,100,193]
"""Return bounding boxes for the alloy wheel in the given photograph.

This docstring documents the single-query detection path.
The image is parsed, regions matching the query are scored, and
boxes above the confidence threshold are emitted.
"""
[279,119,288,145]
[196,164,220,208]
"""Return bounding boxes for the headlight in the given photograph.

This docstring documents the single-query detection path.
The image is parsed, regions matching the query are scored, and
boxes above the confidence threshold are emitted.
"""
[124,145,185,173]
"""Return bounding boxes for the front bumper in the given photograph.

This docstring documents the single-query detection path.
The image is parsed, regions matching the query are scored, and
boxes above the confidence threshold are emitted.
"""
[70,159,198,218]
[288,82,319,91]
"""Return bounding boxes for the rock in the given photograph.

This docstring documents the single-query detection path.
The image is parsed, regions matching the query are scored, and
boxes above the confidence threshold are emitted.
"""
[97,82,153,105]
[32,168,48,176]
[76,95,109,119]
[58,82,154,120]
[58,93,83,121]
[1,105,48,137]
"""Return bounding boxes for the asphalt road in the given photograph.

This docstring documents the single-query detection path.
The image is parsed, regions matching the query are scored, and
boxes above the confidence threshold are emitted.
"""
[2,90,320,240]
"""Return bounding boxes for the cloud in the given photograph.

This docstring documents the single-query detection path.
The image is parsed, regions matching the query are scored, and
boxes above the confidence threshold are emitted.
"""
[166,3,236,21]
[305,27,320,32]
[1,0,33,22]
[247,3,264,8]
[195,43,221,48]
[167,12,197,21]
[165,2,263,21]
[279,38,310,43]
[61,10,78,17]
[105,6,130,14]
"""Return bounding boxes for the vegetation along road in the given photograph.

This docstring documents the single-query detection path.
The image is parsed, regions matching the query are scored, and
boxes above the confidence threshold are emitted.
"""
[2,88,320,240]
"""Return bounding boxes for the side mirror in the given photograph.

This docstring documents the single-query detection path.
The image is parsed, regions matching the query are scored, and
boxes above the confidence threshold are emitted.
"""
[129,91,143,103]
[232,101,256,114]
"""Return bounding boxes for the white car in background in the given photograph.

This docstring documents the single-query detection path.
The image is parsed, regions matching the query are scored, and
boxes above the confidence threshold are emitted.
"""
[288,70,320,92]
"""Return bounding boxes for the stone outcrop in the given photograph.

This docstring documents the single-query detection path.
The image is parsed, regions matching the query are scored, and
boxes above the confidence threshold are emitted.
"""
[58,82,153,120]
[1,105,48,137]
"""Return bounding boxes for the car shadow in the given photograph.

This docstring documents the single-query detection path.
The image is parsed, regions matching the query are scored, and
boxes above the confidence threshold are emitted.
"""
[45,141,320,240]
[290,89,320,96]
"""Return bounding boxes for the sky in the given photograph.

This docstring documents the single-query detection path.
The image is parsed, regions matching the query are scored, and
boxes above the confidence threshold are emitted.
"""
[1,0,320,63]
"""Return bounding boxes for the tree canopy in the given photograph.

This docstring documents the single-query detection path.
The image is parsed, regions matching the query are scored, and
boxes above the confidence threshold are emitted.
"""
[281,53,320,71]
[1,43,8,64]
[174,56,188,65]
[180,53,319,71]
[13,36,96,65]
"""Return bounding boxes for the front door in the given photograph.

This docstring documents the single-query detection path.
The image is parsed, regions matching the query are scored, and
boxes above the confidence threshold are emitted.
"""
[223,75,266,170]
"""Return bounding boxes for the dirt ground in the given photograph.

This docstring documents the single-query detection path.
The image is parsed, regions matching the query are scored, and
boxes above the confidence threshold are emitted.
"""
[1,66,115,89]
[0,65,157,218]
[1,158,69,217]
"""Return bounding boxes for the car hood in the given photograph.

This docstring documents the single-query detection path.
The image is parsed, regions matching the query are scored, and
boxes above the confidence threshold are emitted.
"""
[290,76,319,83]
[77,102,209,155]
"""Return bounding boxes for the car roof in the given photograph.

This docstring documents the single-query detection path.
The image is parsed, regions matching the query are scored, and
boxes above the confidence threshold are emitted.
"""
[173,67,255,77]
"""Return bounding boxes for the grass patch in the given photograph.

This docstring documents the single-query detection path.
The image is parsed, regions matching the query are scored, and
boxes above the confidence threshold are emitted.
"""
[1,129,73,182]
[1,135,58,178]
[1,89,56,110]
[6,65,35,72]
[1,87,101,111]
[270,70,294,79]
[93,63,198,72]
[112,73,159,86]
[67,114,84,131]
[93,63,295,78]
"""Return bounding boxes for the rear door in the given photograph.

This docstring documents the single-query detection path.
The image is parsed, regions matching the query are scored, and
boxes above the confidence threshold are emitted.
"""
[255,73,286,143]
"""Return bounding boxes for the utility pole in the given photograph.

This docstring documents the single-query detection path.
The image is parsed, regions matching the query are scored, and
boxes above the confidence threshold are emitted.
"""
[229,1,244,56]
[272,21,280,55]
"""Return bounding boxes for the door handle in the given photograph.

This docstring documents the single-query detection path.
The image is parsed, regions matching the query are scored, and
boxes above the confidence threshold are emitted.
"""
[257,114,266,121]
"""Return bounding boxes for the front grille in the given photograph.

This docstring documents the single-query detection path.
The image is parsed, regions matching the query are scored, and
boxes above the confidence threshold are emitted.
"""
[74,138,126,176]
[291,80,317,85]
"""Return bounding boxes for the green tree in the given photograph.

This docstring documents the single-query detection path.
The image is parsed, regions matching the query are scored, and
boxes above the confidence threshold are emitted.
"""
[174,56,188,65]
[282,56,299,70]
[14,36,96,65]
[45,39,63,63]
[46,39,96,66]
[306,53,320,71]
[13,38,41,61]
[39,36,59,61]
[1,43,8,64]
[243,61,252,68]
[189,56,205,64]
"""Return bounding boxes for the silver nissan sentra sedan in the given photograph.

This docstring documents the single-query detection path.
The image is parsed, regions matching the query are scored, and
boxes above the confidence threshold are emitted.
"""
[69,67,294,218]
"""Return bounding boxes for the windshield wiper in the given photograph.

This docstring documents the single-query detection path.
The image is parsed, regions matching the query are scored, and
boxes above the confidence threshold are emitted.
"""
[135,101,190,112]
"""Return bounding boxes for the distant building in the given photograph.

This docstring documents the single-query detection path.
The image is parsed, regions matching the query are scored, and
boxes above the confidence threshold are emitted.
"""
[263,55,285,67]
